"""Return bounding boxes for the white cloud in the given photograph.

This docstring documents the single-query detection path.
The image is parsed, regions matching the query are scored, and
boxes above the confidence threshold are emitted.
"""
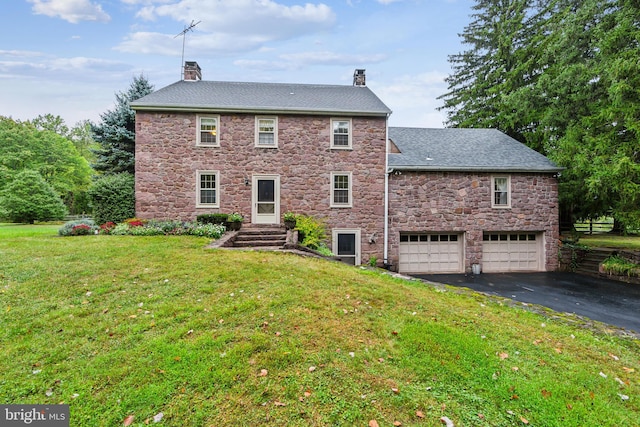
[375,71,449,128]
[28,0,111,23]
[279,51,387,66]
[117,0,336,55]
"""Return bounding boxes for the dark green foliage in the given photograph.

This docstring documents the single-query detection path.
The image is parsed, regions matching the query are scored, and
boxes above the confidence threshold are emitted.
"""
[0,116,92,215]
[440,0,640,229]
[88,173,135,225]
[91,75,154,175]
[0,170,67,223]
[196,213,228,225]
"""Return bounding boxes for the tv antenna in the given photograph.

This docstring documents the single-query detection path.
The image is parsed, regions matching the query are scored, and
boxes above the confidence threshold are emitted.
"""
[174,20,201,79]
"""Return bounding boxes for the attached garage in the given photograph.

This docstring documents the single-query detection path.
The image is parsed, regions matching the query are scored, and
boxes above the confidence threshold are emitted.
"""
[482,232,543,272]
[399,233,464,273]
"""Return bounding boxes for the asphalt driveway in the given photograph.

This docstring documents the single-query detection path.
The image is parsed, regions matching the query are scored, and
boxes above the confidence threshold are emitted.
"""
[413,272,640,334]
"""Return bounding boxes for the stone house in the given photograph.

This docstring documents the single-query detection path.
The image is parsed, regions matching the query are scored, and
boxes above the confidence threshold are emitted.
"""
[131,62,562,274]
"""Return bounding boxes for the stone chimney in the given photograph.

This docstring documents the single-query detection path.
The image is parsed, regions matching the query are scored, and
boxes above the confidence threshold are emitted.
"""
[353,69,366,86]
[184,61,202,81]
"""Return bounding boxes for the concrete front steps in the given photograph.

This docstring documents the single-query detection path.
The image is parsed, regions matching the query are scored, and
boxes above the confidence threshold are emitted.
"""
[230,225,288,249]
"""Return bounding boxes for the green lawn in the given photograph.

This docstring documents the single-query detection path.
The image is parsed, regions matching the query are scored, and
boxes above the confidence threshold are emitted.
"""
[580,233,640,250]
[1,224,638,426]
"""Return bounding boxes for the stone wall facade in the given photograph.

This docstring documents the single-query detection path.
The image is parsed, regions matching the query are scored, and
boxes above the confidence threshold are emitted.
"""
[387,171,560,272]
[135,111,387,264]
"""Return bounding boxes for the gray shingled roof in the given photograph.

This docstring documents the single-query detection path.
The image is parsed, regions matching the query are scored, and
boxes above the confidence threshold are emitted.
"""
[388,127,562,173]
[130,80,391,116]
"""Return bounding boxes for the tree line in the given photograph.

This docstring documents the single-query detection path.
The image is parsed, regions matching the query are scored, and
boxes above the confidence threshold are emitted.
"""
[0,76,153,224]
[439,0,639,231]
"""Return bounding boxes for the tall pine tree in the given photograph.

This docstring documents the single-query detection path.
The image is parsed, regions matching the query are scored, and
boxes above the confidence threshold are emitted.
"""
[91,75,154,175]
[438,0,540,145]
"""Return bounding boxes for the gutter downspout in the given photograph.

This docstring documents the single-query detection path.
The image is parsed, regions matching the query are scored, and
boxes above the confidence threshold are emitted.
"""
[383,114,390,267]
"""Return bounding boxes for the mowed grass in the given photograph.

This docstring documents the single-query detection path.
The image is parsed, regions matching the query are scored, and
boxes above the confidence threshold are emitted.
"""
[580,233,640,250]
[1,224,639,426]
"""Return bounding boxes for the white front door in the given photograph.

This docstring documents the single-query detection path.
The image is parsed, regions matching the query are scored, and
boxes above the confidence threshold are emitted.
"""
[252,175,280,224]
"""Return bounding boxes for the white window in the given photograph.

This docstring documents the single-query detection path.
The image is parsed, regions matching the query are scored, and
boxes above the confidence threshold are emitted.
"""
[196,170,220,208]
[255,117,277,148]
[331,118,352,149]
[332,229,361,266]
[331,172,352,207]
[197,115,220,147]
[491,176,511,208]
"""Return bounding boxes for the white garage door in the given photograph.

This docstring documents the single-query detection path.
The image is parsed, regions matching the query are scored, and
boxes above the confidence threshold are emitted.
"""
[482,232,542,272]
[399,233,463,274]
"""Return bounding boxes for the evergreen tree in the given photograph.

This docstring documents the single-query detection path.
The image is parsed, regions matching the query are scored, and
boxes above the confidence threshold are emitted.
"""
[440,0,640,230]
[91,75,154,175]
[438,0,541,145]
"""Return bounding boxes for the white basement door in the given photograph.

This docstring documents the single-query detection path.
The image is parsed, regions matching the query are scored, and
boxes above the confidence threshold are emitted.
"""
[482,232,542,272]
[399,233,464,274]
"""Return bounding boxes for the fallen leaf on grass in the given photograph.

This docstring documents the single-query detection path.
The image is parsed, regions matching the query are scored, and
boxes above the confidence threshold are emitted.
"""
[541,389,552,398]
[609,353,620,361]
[123,415,134,426]
[393,421,402,426]
[369,420,380,427]
[622,367,635,373]
[308,366,316,372]
[304,391,312,397]
[416,410,425,418]
[520,416,529,424]
[499,352,509,360]
[258,369,268,377]
[274,401,286,407]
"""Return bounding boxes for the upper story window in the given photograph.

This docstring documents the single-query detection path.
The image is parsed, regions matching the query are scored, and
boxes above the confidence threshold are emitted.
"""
[491,175,511,208]
[256,117,278,148]
[197,115,220,147]
[331,119,352,149]
[196,170,220,208]
[331,172,352,207]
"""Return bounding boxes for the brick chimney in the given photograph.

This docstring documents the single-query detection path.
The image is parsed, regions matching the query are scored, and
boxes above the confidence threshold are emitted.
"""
[184,61,202,81]
[353,69,366,86]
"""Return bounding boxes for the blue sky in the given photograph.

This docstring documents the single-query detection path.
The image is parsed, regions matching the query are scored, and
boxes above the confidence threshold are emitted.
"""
[0,0,475,128]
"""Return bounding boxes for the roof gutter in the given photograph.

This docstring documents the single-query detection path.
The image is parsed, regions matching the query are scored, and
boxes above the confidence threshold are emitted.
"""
[130,105,391,118]
[387,165,565,174]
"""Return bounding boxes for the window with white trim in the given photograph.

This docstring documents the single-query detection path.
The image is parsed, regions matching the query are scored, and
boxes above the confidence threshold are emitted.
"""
[197,115,220,146]
[331,119,352,149]
[331,172,352,207]
[332,229,361,266]
[255,117,277,148]
[196,170,220,208]
[491,176,511,208]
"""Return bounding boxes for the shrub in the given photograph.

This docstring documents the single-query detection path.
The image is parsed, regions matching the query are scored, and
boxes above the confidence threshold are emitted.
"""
[59,219,97,236]
[295,214,327,250]
[88,173,135,225]
[601,255,640,277]
[227,213,243,222]
[99,222,116,235]
[197,213,228,225]
[0,170,67,224]
[186,223,226,238]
